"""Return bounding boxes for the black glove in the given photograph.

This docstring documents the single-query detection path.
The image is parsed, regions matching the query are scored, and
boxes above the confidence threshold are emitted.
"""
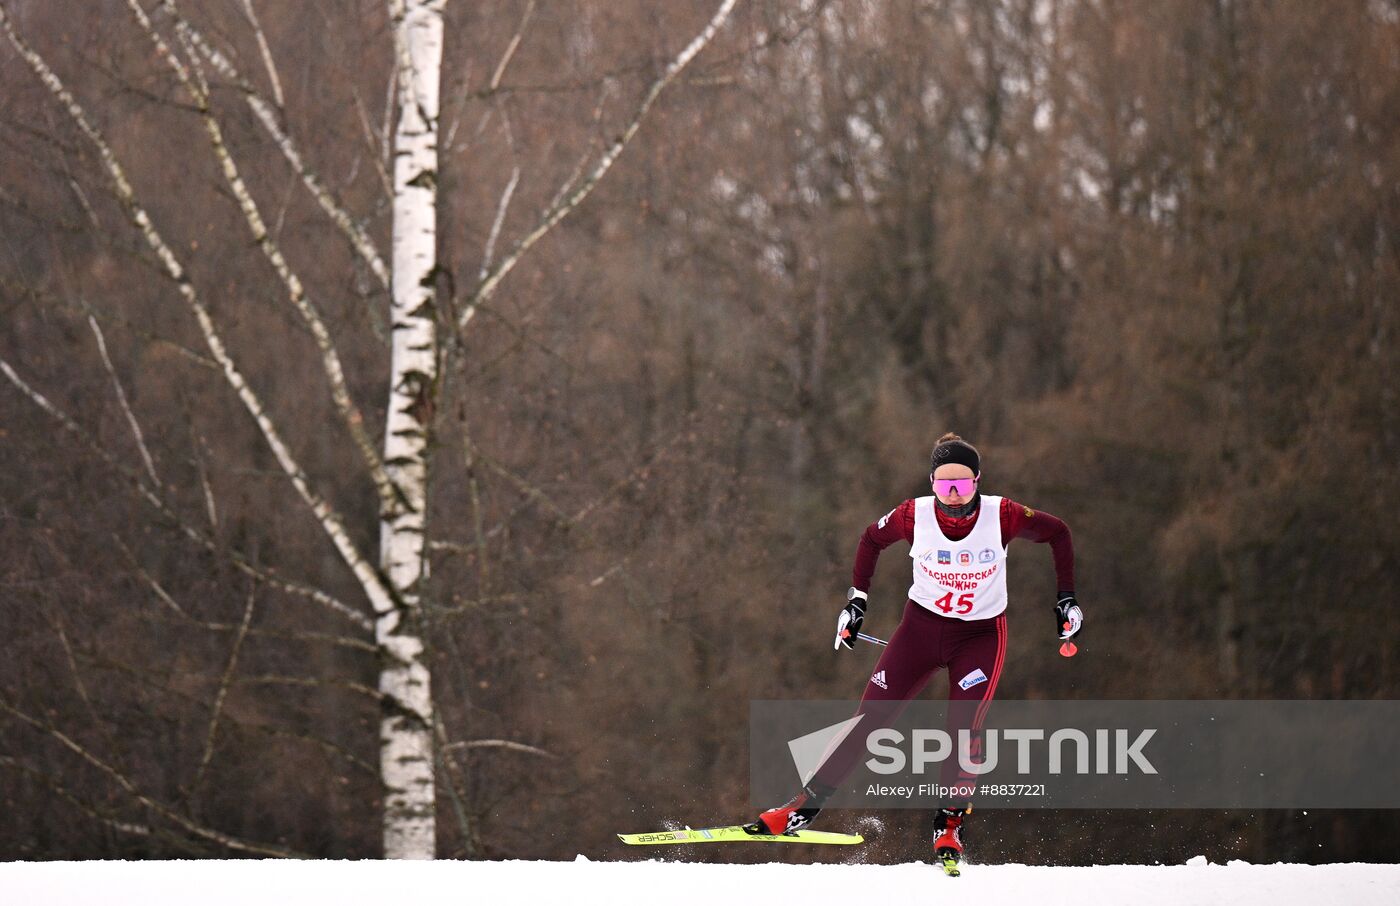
[835,588,867,650]
[1053,592,1083,641]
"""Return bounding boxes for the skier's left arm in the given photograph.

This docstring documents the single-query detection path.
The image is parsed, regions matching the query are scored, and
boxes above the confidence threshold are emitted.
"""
[1001,498,1082,640]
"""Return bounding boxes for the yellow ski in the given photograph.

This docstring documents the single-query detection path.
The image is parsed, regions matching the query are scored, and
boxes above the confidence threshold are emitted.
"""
[618,824,862,846]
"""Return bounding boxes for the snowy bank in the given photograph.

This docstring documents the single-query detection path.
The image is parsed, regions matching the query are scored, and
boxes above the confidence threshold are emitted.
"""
[3,857,1398,905]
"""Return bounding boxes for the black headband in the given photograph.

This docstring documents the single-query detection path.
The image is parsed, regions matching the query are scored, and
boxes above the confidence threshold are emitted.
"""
[931,440,980,477]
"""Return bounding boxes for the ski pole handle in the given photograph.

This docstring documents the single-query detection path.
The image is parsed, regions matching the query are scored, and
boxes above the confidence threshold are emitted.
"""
[856,631,888,647]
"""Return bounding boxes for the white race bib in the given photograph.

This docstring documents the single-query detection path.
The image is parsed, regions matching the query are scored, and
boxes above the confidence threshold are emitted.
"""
[908,496,1009,620]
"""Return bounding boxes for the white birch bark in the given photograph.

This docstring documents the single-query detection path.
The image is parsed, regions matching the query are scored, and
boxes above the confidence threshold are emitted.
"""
[3,0,739,860]
[379,0,444,860]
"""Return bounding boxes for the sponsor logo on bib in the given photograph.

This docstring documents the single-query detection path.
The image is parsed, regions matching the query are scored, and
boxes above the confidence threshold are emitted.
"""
[958,668,988,690]
[979,548,996,563]
[937,550,951,564]
[957,550,973,566]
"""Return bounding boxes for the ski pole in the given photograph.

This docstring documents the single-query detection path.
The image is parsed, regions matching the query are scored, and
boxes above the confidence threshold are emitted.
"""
[856,631,888,647]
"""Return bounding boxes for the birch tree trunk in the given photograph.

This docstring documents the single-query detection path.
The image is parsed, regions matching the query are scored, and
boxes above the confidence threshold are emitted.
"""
[380,0,445,860]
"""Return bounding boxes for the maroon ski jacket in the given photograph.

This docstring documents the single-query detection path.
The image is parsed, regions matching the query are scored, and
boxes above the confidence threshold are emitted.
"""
[852,495,1075,595]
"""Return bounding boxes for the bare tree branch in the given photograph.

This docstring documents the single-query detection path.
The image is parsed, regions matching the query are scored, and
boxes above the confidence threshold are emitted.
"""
[488,0,536,94]
[113,536,187,617]
[128,0,405,520]
[467,412,700,544]
[0,355,157,506]
[457,0,740,332]
[0,755,213,854]
[238,0,285,110]
[0,4,399,619]
[136,610,377,654]
[233,674,387,704]
[478,165,520,283]
[86,311,160,488]
[432,715,476,856]
[2,352,372,630]
[380,43,397,178]
[187,583,257,800]
[444,0,536,149]
[39,602,124,766]
[72,645,389,708]
[0,694,307,858]
[187,423,219,530]
[443,738,555,759]
[159,0,392,291]
[73,650,378,777]
[351,81,397,199]
[465,436,575,530]
[9,268,222,372]
[462,420,489,590]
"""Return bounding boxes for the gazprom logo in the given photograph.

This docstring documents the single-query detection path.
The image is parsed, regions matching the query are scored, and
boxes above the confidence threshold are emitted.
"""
[958,668,988,690]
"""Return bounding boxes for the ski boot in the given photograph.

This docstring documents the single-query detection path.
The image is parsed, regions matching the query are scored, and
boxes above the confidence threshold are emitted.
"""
[748,781,834,836]
[933,805,971,876]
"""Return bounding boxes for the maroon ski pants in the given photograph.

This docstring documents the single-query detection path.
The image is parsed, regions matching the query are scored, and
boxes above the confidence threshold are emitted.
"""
[812,599,1008,800]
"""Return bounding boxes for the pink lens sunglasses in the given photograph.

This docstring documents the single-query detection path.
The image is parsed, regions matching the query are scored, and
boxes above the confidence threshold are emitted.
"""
[932,476,978,497]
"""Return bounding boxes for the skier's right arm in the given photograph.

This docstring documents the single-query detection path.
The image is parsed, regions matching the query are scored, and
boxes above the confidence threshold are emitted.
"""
[851,499,917,593]
[837,500,916,650]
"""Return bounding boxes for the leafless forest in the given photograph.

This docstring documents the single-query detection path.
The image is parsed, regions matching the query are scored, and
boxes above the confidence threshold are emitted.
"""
[2,0,1398,863]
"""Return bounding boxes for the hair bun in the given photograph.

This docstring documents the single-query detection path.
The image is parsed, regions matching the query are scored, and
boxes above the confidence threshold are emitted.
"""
[935,432,962,444]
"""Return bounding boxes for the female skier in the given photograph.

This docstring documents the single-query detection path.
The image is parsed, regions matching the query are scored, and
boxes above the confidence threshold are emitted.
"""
[751,433,1082,873]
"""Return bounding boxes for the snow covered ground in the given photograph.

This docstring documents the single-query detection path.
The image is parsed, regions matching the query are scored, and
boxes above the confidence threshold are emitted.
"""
[4,857,1400,905]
